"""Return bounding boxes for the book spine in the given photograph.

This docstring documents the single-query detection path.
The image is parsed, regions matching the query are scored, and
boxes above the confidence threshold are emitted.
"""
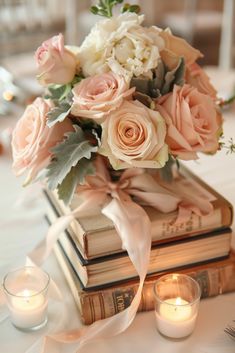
[80,264,235,325]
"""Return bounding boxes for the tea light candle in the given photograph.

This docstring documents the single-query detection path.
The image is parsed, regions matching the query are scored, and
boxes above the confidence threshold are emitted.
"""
[154,274,201,339]
[155,297,197,338]
[3,267,50,331]
[9,289,48,329]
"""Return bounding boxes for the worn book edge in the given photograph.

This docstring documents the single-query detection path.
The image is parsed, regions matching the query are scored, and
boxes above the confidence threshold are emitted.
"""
[53,242,235,325]
[45,210,231,289]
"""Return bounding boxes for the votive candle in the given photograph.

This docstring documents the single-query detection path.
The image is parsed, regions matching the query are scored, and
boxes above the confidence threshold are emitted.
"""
[3,266,50,331]
[154,274,201,339]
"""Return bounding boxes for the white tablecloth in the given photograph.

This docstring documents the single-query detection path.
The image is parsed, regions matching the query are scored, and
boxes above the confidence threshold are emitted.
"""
[0,109,235,353]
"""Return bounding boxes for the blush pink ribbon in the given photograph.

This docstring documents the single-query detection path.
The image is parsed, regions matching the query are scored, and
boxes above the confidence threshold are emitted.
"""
[25,157,213,352]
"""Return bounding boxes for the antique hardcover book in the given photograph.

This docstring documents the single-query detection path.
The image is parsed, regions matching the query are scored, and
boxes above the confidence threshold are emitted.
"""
[45,167,233,260]
[54,243,235,325]
[46,211,231,289]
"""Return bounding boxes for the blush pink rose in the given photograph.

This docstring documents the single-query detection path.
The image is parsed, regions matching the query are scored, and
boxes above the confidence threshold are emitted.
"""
[12,97,73,182]
[159,30,203,66]
[99,100,168,169]
[71,72,135,122]
[185,62,217,99]
[156,84,221,160]
[35,33,77,86]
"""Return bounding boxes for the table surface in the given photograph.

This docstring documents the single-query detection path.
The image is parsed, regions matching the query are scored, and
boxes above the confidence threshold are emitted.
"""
[0,70,235,353]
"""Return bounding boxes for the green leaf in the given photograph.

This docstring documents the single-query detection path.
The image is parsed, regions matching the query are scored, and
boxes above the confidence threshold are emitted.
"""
[47,102,71,127]
[150,60,165,97]
[71,75,83,86]
[161,57,185,95]
[90,6,99,14]
[219,93,235,107]
[90,0,137,18]
[45,84,71,101]
[130,77,150,95]
[46,126,97,190]
[121,3,130,12]
[172,58,185,86]
[128,5,141,13]
[130,58,185,100]
[57,159,95,205]
[121,3,140,13]
[133,91,155,109]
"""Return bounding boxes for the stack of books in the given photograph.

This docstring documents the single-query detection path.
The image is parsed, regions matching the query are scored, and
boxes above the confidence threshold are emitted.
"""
[44,167,234,325]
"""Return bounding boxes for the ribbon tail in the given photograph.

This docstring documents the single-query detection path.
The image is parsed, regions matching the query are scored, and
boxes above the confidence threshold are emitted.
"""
[27,192,106,267]
[102,197,151,276]
[27,215,74,267]
[41,197,152,352]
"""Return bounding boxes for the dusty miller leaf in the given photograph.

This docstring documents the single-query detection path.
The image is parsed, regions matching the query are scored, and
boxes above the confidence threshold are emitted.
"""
[71,75,83,87]
[46,126,97,190]
[57,159,95,205]
[44,84,71,101]
[130,57,185,99]
[130,76,150,95]
[47,102,71,127]
[161,57,185,95]
[150,60,165,97]
[133,91,154,108]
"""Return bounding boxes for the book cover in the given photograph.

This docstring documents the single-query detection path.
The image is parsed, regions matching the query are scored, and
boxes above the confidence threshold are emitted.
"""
[53,242,235,325]
[45,166,233,260]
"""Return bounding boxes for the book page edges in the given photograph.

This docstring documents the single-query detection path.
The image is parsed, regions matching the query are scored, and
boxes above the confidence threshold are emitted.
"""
[53,242,235,325]
[57,230,231,288]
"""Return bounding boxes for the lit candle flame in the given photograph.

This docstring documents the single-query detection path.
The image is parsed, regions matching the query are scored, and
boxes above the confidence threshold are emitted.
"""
[22,289,30,297]
[175,297,182,305]
[22,289,31,303]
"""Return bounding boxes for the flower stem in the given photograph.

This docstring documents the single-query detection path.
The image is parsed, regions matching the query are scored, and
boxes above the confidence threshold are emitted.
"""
[90,0,139,18]
[105,0,113,17]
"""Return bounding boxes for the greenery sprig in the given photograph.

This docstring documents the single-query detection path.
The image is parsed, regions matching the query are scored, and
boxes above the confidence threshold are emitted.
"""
[90,0,140,18]
[220,137,235,154]
[218,93,235,108]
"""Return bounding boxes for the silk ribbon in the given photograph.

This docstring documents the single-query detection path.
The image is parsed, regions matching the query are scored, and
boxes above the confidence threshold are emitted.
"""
[1,157,213,353]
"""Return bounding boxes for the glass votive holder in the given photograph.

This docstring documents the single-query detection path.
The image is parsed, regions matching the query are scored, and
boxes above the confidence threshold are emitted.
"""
[3,266,50,331]
[153,273,201,339]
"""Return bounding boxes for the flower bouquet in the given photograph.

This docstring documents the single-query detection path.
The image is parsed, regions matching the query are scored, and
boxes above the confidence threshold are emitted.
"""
[10,0,232,350]
[12,1,223,200]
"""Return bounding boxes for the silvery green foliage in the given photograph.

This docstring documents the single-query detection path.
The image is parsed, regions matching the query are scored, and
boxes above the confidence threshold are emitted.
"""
[130,57,185,105]
[57,159,95,205]
[46,126,97,191]
[45,77,82,127]
[46,102,71,127]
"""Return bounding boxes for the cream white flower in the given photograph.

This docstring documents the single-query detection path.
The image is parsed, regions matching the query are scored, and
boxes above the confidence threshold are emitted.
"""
[78,13,165,81]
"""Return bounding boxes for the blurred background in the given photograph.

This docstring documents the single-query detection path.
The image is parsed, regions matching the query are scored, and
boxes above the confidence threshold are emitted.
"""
[1,0,235,66]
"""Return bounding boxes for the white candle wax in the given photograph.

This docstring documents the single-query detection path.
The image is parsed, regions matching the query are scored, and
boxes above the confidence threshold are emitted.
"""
[155,297,197,338]
[9,289,48,329]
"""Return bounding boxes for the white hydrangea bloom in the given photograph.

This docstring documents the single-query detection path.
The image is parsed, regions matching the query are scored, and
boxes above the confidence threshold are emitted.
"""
[78,13,165,81]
